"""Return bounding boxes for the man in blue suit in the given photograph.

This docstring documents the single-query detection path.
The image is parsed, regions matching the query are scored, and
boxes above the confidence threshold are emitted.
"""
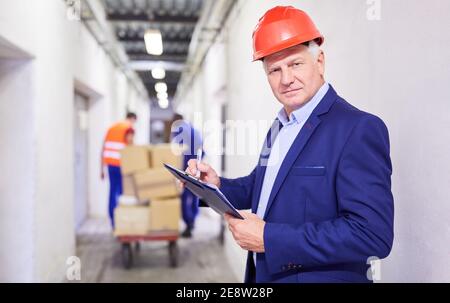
[186,6,394,283]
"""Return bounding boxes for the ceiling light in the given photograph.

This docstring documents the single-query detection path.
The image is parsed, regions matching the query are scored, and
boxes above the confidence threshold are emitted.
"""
[158,98,169,109]
[144,29,163,56]
[151,67,166,79]
[154,82,167,93]
[157,91,168,100]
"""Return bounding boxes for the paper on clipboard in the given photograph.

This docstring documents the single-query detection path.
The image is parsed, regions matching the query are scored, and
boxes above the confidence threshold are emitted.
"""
[163,163,244,219]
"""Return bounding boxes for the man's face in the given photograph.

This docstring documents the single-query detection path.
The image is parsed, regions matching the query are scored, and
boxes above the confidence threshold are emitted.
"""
[129,117,137,126]
[263,44,325,116]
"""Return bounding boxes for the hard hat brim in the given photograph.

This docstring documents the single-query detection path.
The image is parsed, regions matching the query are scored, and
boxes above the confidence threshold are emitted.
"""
[253,35,324,62]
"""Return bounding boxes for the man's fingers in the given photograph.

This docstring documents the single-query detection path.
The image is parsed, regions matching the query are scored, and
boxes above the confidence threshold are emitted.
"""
[224,214,239,234]
[186,160,210,175]
[225,214,242,229]
[238,210,250,219]
[186,166,195,176]
[197,162,211,173]
[186,165,199,177]
[186,159,198,175]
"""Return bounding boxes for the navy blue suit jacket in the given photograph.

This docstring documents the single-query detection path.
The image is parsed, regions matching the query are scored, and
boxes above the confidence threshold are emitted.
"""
[220,85,394,283]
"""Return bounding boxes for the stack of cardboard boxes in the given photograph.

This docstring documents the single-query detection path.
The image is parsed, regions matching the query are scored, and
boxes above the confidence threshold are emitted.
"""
[114,144,184,236]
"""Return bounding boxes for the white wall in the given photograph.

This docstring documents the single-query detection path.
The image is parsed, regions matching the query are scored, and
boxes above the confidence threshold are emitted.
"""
[178,0,450,282]
[201,42,226,174]
[0,57,35,282]
[0,0,149,282]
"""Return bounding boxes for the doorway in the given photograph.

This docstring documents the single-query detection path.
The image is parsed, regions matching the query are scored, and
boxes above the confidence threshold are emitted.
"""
[73,92,90,231]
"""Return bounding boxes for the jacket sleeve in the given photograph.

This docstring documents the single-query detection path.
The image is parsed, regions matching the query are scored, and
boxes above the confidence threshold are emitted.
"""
[219,168,257,210]
[264,115,394,274]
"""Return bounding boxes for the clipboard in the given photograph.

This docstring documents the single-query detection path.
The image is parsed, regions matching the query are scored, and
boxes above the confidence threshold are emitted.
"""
[164,163,244,219]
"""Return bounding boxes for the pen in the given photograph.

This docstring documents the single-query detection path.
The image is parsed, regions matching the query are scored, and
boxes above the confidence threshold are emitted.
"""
[195,148,202,178]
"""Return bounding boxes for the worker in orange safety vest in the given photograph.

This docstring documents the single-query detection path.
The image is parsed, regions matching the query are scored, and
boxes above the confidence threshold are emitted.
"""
[100,112,137,228]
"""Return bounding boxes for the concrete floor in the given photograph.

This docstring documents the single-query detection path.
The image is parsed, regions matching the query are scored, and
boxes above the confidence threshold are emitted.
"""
[75,209,240,283]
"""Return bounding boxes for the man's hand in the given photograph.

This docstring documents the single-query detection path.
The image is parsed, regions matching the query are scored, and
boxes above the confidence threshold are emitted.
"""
[224,211,265,253]
[183,159,221,188]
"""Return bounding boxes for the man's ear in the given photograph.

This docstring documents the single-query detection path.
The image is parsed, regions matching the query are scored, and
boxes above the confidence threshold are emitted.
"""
[317,50,325,77]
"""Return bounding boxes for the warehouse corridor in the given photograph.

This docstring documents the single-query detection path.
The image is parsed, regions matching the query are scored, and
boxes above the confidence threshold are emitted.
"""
[1,0,450,284]
[75,210,238,283]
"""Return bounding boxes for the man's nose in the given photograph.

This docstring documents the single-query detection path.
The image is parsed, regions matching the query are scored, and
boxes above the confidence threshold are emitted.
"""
[280,68,294,86]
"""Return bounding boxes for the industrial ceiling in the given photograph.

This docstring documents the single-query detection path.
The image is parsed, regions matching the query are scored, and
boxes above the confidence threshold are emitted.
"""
[102,0,204,104]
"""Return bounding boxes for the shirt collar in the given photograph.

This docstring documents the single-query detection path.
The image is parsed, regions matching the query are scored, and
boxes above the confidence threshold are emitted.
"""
[277,82,330,126]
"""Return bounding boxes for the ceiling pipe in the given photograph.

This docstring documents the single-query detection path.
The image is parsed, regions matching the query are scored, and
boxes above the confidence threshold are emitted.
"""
[127,61,185,72]
[69,0,149,99]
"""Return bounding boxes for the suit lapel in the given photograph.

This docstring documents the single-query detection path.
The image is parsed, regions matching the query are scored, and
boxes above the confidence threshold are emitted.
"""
[262,115,322,219]
[261,85,338,219]
[252,166,266,213]
[252,119,282,213]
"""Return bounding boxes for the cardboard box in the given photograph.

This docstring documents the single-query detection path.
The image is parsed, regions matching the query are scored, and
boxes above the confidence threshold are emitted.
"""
[120,145,152,175]
[150,144,184,169]
[114,205,150,236]
[122,174,136,196]
[118,195,139,206]
[133,168,179,201]
[149,198,181,231]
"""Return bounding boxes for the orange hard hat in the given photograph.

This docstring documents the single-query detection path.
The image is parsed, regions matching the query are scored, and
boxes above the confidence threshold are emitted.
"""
[252,6,324,61]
